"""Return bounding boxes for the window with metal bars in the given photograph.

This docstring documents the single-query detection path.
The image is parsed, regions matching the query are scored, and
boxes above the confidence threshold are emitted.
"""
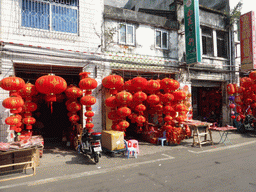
[21,0,78,34]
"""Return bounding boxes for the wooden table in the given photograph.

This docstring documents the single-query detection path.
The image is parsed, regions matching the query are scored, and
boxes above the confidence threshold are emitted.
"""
[183,120,213,148]
[0,147,39,182]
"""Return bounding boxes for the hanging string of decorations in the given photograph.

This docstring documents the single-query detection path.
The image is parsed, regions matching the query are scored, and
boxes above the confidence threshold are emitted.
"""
[0,76,25,135]
[79,72,97,133]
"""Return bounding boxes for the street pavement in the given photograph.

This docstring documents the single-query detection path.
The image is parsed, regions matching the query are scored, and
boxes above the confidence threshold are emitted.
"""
[1,129,256,191]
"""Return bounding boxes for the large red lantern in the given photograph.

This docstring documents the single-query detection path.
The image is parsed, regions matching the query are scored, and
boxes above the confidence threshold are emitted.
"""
[19,83,38,99]
[124,80,135,93]
[116,91,133,106]
[105,96,118,108]
[131,77,147,92]
[163,105,174,114]
[23,117,36,130]
[175,103,188,112]
[79,74,97,91]
[85,111,94,118]
[147,80,160,93]
[102,75,124,89]
[80,95,96,106]
[147,94,160,105]
[65,85,83,99]
[23,101,37,112]
[3,97,24,111]
[117,107,132,118]
[35,74,67,112]
[67,101,81,112]
[249,71,256,80]
[173,91,186,101]
[69,114,80,124]
[118,120,130,130]
[0,76,25,91]
[133,91,147,103]
[35,74,67,95]
[108,111,118,120]
[163,93,174,104]
[135,104,146,114]
[135,115,146,124]
[5,116,20,130]
[240,77,253,87]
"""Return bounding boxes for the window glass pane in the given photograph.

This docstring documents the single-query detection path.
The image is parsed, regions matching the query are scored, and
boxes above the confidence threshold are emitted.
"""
[120,24,126,43]
[162,32,167,48]
[202,27,213,56]
[156,31,161,47]
[127,25,134,44]
[22,0,50,30]
[217,31,227,58]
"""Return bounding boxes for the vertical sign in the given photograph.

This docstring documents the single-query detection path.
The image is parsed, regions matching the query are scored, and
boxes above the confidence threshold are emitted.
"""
[240,11,256,72]
[184,0,201,64]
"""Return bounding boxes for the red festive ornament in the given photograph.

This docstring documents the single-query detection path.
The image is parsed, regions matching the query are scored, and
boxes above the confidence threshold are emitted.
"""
[84,111,94,118]
[108,111,118,120]
[131,77,147,92]
[249,71,256,80]
[135,115,146,124]
[35,74,67,112]
[116,91,133,106]
[19,83,38,99]
[105,96,118,108]
[23,117,36,130]
[135,104,146,113]
[117,107,132,118]
[5,115,20,130]
[164,115,173,122]
[231,115,236,119]
[2,96,24,111]
[118,120,130,130]
[23,101,37,112]
[175,103,188,112]
[229,103,236,109]
[67,101,81,112]
[69,114,80,124]
[65,85,83,99]
[79,74,98,90]
[163,93,174,104]
[80,95,96,106]
[102,75,124,89]
[227,83,235,95]
[133,91,147,103]
[0,76,25,91]
[173,91,186,101]
[163,105,175,114]
[147,94,160,105]
[147,80,160,93]
[240,77,253,87]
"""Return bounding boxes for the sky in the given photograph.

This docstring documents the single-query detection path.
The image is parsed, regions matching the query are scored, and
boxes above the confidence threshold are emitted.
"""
[230,0,256,15]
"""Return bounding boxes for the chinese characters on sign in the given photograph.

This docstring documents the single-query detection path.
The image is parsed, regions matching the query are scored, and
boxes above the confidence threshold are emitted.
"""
[184,0,201,64]
[240,11,256,72]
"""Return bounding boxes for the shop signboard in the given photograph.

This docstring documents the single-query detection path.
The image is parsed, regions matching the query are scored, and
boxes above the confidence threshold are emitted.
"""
[240,11,256,72]
[184,0,201,65]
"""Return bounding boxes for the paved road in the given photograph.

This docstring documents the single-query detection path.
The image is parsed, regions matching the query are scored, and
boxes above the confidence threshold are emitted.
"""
[1,131,256,191]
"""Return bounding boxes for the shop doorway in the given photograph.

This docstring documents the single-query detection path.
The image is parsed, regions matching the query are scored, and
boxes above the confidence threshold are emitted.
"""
[192,86,222,125]
[14,63,83,146]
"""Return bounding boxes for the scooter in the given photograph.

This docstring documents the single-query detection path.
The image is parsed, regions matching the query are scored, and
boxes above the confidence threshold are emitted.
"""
[78,129,102,163]
[239,114,256,133]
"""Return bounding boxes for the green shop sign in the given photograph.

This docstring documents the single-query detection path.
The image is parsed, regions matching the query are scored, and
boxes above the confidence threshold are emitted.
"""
[184,0,201,64]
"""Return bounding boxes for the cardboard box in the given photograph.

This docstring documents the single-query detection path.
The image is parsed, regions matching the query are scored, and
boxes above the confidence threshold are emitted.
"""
[101,131,124,151]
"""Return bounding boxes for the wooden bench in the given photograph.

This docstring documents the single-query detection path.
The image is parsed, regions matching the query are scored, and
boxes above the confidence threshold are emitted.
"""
[191,125,214,148]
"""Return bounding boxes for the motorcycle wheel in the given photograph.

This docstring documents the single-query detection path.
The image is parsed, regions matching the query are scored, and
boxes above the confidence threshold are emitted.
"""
[94,154,99,163]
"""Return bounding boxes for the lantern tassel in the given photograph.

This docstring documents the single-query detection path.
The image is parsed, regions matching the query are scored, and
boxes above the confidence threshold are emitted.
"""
[51,102,53,113]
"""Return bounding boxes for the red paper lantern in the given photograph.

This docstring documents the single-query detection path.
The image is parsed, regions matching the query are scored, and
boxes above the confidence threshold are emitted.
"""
[163,93,174,104]
[85,122,94,129]
[79,76,98,90]
[154,104,163,112]
[65,85,83,99]
[133,91,147,103]
[164,115,173,122]
[117,107,132,118]
[102,75,124,89]
[147,80,160,93]
[135,115,146,124]
[69,114,80,124]
[23,101,38,112]
[5,116,20,127]
[147,94,160,105]
[231,115,236,119]
[3,97,24,110]
[227,83,235,95]
[19,83,38,99]
[131,77,147,92]
[175,103,188,112]
[249,71,256,80]
[163,105,175,114]
[80,95,96,106]
[116,91,133,105]
[118,120,130,130]
[108,111,118,120]
[105,96,117,108]
[35,74,67,95]
[85,111,94,118]
[0,76,25,91]
[124,80,134,93]
[67,101,81,112]
[135,104,146,113]
[173,91,186,101]
[240,77,253,87]
[23,117,36,130]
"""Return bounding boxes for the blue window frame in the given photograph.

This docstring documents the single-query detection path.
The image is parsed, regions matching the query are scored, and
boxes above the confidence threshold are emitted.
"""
[21,0,78,34]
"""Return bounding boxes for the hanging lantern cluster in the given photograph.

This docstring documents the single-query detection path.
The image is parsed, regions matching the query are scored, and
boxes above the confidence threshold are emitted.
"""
[232,71,256,122]
[0,76,25,134]
[65,85,83,126]
[79,72,97,133]
[102,74,191,145]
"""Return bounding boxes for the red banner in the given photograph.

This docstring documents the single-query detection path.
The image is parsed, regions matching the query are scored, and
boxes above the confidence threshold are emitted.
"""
[240,11,256,72]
